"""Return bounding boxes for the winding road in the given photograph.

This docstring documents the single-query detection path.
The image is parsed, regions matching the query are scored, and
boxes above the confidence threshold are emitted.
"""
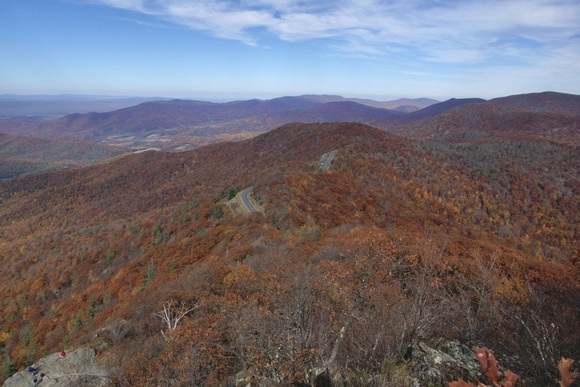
[237,150,338,215]
[239,187,259,213]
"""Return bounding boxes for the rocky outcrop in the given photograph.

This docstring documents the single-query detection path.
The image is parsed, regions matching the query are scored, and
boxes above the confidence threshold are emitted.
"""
[3,347,112,387]
[412,340,482,383]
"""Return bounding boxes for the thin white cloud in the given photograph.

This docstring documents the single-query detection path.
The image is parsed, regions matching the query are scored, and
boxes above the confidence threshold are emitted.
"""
[81,0,580,67]
[425,49,488,65]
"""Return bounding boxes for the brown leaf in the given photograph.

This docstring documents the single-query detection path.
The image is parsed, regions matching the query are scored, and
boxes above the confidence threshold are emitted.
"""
[500,370,520,387]
[475,348,502,383]
[559,358,579,387]
[449,379,478,387]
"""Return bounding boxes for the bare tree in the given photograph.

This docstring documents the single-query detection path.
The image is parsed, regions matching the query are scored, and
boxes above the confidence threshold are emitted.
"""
[154,300,198,339]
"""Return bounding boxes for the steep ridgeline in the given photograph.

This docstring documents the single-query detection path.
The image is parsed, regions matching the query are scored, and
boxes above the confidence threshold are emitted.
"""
[394,92,580,145]
[0,122,577,386]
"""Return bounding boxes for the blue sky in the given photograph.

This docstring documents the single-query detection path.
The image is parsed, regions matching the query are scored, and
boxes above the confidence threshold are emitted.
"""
[1,0,579,100]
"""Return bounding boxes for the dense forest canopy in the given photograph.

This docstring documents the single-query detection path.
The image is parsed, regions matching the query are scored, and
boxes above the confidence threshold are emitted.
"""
[0,93,579,386]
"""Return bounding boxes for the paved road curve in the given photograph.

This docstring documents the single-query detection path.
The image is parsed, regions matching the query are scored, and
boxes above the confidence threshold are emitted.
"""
[239,187,259,213]
[319,150,338,171]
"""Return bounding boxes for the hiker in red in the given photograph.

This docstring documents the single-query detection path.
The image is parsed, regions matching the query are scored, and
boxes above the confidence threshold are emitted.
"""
[58,351,66,359]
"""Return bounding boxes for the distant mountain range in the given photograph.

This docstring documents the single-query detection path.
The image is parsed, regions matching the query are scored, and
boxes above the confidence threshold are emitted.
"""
[0,94,447,149]
[0,94,437,121]
[0,94,443,178]
[1,91,578,179]
[291,94,438,111]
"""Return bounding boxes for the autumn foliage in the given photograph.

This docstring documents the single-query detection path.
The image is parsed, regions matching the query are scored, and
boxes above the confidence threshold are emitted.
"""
[450,348,578,387]
[0,119,578,385]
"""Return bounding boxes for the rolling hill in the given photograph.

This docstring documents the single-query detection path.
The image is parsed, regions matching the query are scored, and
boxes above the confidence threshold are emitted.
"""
[0,95,438,150]
[0,94,441,178]
[395,99,580,145]
[183,100,404,139]
[1,91,578,180]
[0,116,578,386]
[0,98,310,141]
[0,132,126,179]
[488,91,580,116]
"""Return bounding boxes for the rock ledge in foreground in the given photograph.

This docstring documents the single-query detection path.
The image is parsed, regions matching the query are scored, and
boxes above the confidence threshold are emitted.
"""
[4,347,112,387]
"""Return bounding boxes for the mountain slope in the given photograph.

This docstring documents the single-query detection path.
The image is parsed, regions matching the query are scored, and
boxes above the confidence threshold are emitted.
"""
[0,132,126,179]
[169,101,402,141]
[395,101,580,144]
[0,98,319,141]
[245,101,401,128]
[370,97,486,129]
[488,91,580,116]
[0,121,578,386]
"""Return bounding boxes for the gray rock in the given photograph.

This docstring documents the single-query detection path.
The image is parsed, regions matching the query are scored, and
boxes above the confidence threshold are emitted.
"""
[4,347,113,387]
[412,340,481,383]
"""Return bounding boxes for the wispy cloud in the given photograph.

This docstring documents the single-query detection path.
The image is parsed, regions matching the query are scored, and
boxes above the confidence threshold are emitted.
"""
[82,0,580,66]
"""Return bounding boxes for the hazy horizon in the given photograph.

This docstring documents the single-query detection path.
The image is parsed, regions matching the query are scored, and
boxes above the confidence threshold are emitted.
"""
[0,92,446,103]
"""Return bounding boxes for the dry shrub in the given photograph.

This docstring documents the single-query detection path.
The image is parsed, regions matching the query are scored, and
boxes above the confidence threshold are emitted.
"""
[103,319,132,344]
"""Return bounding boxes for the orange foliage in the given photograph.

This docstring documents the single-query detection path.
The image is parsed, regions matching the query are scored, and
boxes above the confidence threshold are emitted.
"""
[0,122,578,385]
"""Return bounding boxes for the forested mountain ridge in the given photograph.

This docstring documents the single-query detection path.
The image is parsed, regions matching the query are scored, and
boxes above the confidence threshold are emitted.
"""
[370,97,486,129]
[0,119,578,385]
[0,97,383,139]
[5,91,575,181]
[488,91,580,116]
[395,98,580,145]
[0,95,438,151]
[1,92,577,152]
